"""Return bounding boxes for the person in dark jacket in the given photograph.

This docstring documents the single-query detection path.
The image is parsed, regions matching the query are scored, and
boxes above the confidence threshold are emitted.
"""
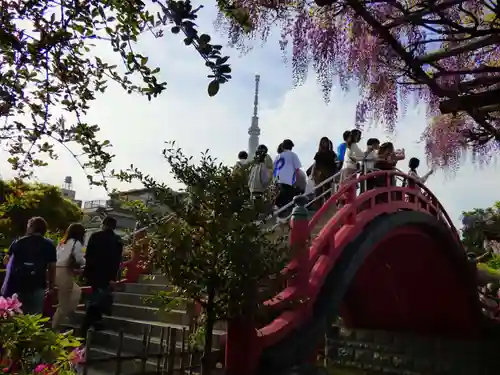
[80,216,123,338]
[2,217,56,314]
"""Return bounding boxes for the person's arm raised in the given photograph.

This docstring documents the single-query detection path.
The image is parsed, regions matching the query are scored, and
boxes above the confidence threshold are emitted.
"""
[420,168,434,183]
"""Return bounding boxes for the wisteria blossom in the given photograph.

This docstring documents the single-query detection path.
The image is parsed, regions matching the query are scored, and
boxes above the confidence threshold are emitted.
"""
[216,0,500,170]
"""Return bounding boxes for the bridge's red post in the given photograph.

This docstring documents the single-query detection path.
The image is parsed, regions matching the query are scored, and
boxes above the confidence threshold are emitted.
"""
[290,195,311,299]
[225,318,260,375]
[345,180,356,225]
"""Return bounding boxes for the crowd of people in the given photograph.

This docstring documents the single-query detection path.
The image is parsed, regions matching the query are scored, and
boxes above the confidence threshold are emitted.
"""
[0,129,437,340]
[1,216,123,341]
[237,128,436,220]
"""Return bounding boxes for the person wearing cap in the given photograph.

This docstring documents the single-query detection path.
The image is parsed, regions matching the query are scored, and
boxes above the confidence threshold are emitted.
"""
[273,139,302,218]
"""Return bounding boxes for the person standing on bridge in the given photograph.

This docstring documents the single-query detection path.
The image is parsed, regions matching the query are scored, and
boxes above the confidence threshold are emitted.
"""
[340,129,366,184]
[336,131,350,170]
[311,136,337,209]
[364,138,380,191]
[273,139,302,220]
[235,151,249,169]
[406,157,434,186]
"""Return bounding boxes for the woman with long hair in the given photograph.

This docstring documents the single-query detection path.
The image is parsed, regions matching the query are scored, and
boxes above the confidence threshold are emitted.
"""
[340,129,365,184]
[52,223,86,330]
[311,137,337,208]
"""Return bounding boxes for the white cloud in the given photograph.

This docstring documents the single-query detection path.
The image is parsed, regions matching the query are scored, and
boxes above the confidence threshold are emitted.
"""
[1,4,498,229]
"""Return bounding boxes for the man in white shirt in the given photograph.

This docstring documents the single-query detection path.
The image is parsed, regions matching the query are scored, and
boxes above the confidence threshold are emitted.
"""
[273,139,302,217]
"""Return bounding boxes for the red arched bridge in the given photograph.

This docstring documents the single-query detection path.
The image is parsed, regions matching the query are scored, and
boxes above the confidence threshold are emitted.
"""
[225,169,487,375]
[44,169,494,375]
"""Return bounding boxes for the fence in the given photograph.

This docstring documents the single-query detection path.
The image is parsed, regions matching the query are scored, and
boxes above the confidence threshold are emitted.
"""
[322,324,499,375]
[81,326,221,375]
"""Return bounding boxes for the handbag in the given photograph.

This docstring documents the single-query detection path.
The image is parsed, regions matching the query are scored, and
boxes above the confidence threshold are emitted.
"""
[67,240,81,271]
[305,177,315,196]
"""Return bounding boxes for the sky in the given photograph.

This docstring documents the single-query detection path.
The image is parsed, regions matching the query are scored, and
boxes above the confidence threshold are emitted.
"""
[0,3,498,228]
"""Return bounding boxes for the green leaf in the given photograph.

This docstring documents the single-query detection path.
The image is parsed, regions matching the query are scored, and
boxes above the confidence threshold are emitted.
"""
[199,34,211,45]
[207,80,220,97]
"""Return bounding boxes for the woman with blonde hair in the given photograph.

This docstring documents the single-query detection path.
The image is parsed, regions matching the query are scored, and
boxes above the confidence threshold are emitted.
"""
[52,223,86,329]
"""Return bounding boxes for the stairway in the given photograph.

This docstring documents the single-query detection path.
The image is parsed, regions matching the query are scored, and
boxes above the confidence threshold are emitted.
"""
[69,190,339,374]
[66,274,225,374]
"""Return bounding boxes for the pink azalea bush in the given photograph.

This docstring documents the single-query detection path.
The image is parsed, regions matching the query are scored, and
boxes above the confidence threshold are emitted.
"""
[0,295,83,374]
[0,295,22,318]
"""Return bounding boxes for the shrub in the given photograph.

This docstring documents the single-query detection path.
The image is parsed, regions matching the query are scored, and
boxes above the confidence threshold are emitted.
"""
[0,294,83,374]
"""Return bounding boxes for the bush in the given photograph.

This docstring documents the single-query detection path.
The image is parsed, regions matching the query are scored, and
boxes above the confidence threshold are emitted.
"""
[0,295,83,374]
[486,254,500,270]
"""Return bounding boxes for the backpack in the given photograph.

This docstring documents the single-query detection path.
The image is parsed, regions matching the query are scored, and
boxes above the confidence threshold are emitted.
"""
[10,239,46,293]
[249,162,270,193]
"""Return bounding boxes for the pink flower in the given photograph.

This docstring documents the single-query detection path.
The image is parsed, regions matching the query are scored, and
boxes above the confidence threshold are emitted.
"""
[68,348,85,365]
[0,294,23,318]
[34,364,50,374]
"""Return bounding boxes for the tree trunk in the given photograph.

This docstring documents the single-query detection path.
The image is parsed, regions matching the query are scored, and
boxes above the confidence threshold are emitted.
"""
[201,287,216,375]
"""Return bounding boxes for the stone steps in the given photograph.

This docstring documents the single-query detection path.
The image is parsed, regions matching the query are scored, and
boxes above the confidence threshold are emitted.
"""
[112,292,186,309]
[70,274,226,374]
[118,282,171,295]
[87,328,223,355]
[85,344,203,375]
[66,315,224,348]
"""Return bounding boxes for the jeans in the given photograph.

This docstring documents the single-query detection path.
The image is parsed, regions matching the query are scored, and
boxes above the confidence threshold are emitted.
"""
[275,184,296,218]
[18,288,45,315]
[80,284,112,339]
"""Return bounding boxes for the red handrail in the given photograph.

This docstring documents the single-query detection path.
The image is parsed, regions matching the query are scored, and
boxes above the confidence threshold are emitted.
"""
[309,170,458,239]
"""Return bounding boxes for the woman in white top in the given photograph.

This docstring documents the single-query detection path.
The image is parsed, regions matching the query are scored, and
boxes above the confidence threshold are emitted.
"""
[340,129,371,184]
[52,223,86,329]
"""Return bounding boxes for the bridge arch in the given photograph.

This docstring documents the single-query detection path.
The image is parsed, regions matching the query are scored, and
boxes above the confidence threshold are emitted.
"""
[258,210,482,375]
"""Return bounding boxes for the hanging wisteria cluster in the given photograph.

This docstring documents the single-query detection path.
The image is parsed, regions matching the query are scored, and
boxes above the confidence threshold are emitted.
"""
[215,0,500,170]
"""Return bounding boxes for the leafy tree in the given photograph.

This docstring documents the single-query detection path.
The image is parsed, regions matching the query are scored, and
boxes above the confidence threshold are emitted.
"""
[0,179,82,248]
[461,201,500,255]
[1,0,232,184]
[116,143,289,374]
[216,0,500,170]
